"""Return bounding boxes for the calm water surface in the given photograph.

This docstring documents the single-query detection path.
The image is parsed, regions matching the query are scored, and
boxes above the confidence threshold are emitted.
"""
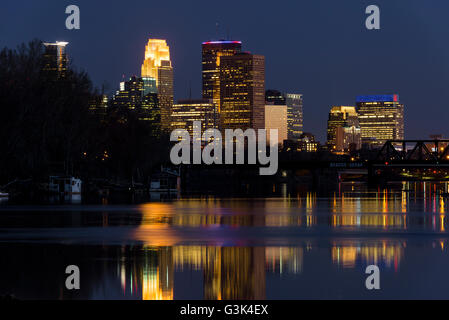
[1,182,449,300]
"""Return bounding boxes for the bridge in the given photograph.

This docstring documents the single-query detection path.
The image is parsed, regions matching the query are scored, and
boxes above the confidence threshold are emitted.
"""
[279,140,449,182]
[369,140,449,181]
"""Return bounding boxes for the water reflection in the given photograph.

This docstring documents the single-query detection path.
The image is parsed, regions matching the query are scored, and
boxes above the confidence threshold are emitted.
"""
[2,182,449,299]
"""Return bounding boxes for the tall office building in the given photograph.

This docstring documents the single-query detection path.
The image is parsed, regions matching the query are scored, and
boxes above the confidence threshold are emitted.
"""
[42,41,69,79]
[141,39,173,132]
[220,53,265,131]
[285,93,304,140]
[266,90,303,141]
[202,40,242,114]
[327,106,359,151]
[356,94,404,147]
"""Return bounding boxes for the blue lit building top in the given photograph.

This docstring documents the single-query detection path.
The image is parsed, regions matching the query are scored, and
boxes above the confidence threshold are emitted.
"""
[356,94,400,103]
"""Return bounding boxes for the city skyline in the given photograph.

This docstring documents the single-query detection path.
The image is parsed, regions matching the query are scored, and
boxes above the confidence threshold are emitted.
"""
[2,0,449,142]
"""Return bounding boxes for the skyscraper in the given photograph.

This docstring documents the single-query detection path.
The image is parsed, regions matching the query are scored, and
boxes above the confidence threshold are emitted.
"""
[42,41,69,79]
[266,90,304,141]
[220,53,265,131]
[356,94,404,147]
[142,39,173,132]
[285,93,304,140]
[327,106,359,151]
[202,40,242,113]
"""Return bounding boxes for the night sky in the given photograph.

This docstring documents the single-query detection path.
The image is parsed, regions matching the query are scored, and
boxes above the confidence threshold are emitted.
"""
[1,0,448,142]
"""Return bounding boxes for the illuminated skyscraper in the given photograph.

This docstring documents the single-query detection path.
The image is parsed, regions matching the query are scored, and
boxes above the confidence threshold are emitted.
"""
[42,41,69,79]
[327,106,359,151]
[142,39,173,132]
[356,95,404,147]
[220,53,265,131]
[285,93,304,140]
[202,40,242,113]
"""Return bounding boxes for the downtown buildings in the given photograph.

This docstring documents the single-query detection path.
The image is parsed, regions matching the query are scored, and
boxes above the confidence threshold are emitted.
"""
[266,90,304,143]
[327,106,361,153]
[109,38,173,133]
[105,36,407,153]
[326,95,405,153]
[356,95,404,147]
[142,39,174,132]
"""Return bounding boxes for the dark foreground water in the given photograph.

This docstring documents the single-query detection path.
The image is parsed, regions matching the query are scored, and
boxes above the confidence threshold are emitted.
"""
[1,182,449,300]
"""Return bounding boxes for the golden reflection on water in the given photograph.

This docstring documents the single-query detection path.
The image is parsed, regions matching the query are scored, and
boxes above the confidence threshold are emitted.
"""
[331,241,404,270]
[115,241,428,300]
[123,183,449,300]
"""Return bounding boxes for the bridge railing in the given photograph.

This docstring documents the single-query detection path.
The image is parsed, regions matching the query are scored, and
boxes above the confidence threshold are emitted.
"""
[377,140,449,162]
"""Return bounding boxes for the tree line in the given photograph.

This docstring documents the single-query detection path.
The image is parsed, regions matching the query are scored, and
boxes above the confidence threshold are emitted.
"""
[0,40,170,187]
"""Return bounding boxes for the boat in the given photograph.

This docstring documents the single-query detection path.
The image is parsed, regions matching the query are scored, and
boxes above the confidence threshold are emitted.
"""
[48,176,82,195]
[150,167,180,200]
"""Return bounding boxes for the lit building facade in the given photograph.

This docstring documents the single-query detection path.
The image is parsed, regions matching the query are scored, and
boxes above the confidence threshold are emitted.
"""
[327,106,359,151]
[266,90,304,141]
[220,53,265,132]
[111,76,160,128]
[142,39,174,132]
[171,99,218,138]
[299,133,318,152]
[202,40,242,113]
[356,95,404,147]
[336,125,362,153]
[265,104,288,146]
[42,41,69,79]
[285,93,304,140]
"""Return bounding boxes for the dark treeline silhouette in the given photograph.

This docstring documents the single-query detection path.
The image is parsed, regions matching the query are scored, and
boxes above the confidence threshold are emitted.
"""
[0,40,170,188]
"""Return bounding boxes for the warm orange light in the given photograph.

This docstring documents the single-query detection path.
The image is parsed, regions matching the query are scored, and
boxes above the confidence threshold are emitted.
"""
[141,39,171,83]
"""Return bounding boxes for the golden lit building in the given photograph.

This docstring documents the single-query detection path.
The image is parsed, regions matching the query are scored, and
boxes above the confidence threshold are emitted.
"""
[265,104,288,146]
[202,40,242,113]
[220,53,265,132]
[141,39,174,132]
[356,95,404,147]
[327,106,359,152]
